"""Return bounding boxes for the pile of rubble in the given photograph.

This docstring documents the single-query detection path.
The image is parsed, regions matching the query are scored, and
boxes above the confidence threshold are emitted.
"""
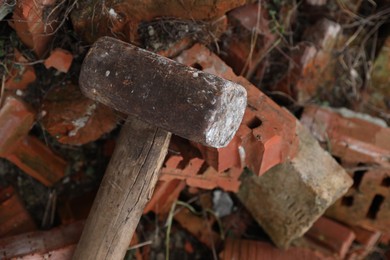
[1,0,390,259]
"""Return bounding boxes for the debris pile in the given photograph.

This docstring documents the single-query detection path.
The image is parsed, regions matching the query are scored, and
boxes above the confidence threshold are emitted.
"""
[1,0,390,259]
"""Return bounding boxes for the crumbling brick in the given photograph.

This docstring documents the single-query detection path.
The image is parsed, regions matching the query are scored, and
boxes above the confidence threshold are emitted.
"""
[272,19,341,102]
[306,217,356,259]
[219,2,276,78]
[326,166,390,234]
[9,0,59,57]
[237,123,352,248]
[44,48,74,73]
[0,96,66,186]
[220,238,330,260]
[0,186,36,238]
[71,0,245,44]
[41,83,118,145]
[175,44,299,176]
[301,105,390,167]
[160,155,242,192]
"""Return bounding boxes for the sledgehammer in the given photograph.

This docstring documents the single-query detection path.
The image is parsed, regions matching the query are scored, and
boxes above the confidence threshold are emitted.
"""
[73,36,247,259]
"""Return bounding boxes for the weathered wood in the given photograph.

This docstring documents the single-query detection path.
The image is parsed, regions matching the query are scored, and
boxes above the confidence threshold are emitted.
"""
[73,118,171,260]
[79,36,246,148]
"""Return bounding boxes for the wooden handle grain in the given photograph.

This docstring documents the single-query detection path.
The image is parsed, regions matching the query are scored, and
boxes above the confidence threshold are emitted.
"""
[73,118,171,260]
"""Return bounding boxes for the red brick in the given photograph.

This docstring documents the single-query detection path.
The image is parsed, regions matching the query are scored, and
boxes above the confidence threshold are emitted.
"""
[347,226,382,259]
[175,44,299,176]
[0,186,36,238]
[5,50,36,90]
[326,166,390,233]
[9,0,59,57]
[301,105,390,167]
[272,19,341,102]
[306,217,356,259]
[41,83,118,145]
[143,179,185,216]
[71,0,245,44]
[0,96,66,186]
[0,221,83,259]
[220,2,276,77]
[174,207,220,249]
[44,48,74,73]
[160,155,242,192]
[220,238,331,260]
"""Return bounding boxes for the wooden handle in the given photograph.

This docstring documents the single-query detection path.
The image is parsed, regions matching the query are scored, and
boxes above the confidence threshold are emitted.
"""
[73,118,171,260]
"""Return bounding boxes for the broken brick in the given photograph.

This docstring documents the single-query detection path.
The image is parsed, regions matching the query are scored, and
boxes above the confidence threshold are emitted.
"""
[237,123,352,248]
[44,48,74,73]
[219,2,276,77]
[5,50,36,90]
[143,179,186,216]
[174,207,220,249]
[272,19,341,102]
[175,44,299,176]
[0,96,66,186]
[0,221,83,259]
[160,155,242,192]
[326,166,390,234]
[41,83,118,145]
[301,105,390,167]
[347,226,382,259]
[9,0,59,58]
[0,186,36,238]
[220,238,330,260]
[306,217,356,259]
[71,0,245,44]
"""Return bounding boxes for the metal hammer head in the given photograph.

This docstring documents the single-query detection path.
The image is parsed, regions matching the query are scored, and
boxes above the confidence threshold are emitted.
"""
[79,37,247,148]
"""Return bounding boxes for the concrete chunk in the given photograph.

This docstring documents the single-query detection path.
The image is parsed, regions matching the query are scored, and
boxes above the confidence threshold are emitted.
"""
[238,122,352,248]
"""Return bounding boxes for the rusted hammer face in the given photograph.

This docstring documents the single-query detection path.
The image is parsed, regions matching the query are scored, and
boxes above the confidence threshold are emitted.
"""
[73,36,247,259]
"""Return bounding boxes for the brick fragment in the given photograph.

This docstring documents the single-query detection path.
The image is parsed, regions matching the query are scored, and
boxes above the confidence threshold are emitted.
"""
[237,123,352,248]
[0,221,83,259]
[175,44,299,176]
[220,238,330,260]
[143,179,185,216]
[0,186,36,238]
[71,0,245,44]
[5,50,36,90]
[41,83,118,145]
[347,226,382,259]
[174,207,220,249]
[160,155,242,192]
[0,96,66,186]
[306,217,356,259]
[44,48,74,73]
[301,105,390,167]
[272,19,341,102]
[9,0,59,57]
[220,2,276,77]
[326,166,390,233]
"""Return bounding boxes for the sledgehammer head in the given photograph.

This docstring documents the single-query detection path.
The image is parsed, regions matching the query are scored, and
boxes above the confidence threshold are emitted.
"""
[79,37,247,147]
